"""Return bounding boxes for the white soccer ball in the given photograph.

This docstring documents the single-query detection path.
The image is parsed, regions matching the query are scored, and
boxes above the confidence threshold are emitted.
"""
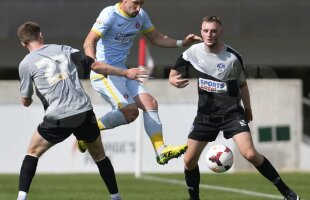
[205,144,234,173]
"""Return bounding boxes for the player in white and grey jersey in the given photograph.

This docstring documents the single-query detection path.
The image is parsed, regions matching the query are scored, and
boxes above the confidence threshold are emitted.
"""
[169,16,300,200]
[16,21,145,200]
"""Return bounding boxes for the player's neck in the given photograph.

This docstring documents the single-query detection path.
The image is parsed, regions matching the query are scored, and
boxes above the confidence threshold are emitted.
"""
[204,43,224,54]
[27,41,45,52]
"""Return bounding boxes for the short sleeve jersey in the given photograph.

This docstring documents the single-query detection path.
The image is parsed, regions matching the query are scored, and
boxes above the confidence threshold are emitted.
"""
[173,42,246,116]
[19,44,93,120]
[91,2,154,72]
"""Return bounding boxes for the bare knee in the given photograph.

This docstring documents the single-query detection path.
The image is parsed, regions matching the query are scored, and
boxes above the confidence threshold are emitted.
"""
[241,150,263,165]
[184,154,199,170]
[121,104,139,123]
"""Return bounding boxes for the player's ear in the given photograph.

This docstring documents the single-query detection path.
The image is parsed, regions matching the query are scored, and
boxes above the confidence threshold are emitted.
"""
[21,41,26,47]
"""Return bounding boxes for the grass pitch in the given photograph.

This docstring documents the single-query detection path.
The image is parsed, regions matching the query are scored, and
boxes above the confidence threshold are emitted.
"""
[1,172,309,200]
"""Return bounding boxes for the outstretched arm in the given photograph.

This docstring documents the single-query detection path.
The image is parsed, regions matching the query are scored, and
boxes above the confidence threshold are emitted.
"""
[83,31,100,60]
[91,61,147,81]
[144,29,202,48]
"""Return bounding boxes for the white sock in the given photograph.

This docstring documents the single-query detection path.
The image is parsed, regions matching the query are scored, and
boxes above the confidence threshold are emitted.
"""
[17,191,27,200]
[111,193,121,200]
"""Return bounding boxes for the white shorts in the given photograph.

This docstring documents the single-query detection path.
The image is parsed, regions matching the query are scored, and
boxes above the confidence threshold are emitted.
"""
[91,75,147,109]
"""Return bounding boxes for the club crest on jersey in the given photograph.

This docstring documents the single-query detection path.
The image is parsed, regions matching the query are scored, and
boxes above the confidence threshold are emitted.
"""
[199,78,227,93]
[135,22,140,29]
[217,63,226,73]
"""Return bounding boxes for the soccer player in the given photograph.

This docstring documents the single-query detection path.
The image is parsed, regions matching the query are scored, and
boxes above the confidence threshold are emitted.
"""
[169,16,300,200]
[16,21,146,200]
[82,0,202,165]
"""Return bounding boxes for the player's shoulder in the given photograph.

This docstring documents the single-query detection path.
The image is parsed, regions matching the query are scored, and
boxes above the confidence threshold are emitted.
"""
[184,42,204,54]
[225,44,242,58]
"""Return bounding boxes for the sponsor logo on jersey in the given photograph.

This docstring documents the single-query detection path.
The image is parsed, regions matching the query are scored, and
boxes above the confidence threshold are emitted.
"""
[239,120,247,126]
[114,32,135,43]
[96,19,103,25]
[217,63,226,73]
[199,78,227,93]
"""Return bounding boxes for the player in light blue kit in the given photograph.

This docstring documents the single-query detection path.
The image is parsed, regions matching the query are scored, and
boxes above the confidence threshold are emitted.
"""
[82,0,202,164]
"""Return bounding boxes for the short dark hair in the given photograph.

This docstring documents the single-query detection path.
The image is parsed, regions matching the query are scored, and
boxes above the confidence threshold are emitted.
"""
[17,21,41,44]
[202,16,222,25]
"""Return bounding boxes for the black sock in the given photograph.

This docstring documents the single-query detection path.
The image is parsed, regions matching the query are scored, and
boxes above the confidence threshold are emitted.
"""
[19,155,38,192]
[185,166,200,200]
[255,156,289,195]
[96,157,119,195]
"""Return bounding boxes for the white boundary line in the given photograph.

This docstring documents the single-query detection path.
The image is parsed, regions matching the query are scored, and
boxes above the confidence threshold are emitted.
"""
[140,175,283,199]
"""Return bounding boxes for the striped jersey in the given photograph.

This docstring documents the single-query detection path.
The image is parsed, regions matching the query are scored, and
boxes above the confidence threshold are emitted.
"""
[173,42,246,115]
[19,44,93,119]
[90,2,154,78]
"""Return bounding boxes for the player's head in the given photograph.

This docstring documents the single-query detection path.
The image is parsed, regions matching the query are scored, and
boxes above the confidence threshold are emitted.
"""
[121,0,144,18]
[17,21,43,47]
[200,16,223,47]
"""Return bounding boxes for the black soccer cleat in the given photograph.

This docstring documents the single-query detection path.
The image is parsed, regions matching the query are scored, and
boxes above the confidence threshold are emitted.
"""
[283,189,300,200]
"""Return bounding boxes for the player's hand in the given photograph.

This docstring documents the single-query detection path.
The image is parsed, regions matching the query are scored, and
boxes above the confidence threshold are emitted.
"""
[182,34,202,47]
[244,108,253,123]
[124,68,148,82]
[169,74,189,88]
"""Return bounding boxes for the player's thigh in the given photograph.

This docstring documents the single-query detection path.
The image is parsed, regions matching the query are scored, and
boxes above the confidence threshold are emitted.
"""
[91,76,134,109]
[27,129,54,157]
[232,131,257,157]
[73,110,100,143]
[185,139,208,163]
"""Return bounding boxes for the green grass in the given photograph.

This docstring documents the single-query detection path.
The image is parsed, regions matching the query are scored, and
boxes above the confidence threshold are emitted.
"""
[1,172,309,200]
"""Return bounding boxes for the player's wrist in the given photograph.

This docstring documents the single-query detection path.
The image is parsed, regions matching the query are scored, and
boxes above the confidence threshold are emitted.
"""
[176,40,183,48]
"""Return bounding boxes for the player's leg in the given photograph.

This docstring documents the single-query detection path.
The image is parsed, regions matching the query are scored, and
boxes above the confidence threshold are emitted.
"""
[17,129,53,200]
[184,139,208,200]
[91,75,139,130]
[75,110,121,200]
[233,132,300,200]
[134,92,187,164]
[77,76,139,153]
[86,135,121,200]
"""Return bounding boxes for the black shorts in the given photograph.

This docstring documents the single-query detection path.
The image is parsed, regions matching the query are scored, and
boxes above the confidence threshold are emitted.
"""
[188,111,250,141]
[37,109,100,144]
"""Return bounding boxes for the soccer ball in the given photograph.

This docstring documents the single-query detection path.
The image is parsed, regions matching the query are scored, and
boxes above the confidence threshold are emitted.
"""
[205,144,234,173]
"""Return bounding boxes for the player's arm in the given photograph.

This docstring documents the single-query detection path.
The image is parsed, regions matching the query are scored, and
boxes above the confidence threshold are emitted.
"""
[144,28,202,48]
[83,30,100,59]
[240,81,253,122]
[71,52,147,81]
[169,55,190,88]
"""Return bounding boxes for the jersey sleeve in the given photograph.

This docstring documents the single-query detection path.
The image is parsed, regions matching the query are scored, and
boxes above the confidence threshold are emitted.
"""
[172,54,192,78]
[140,9,154,33]
[91,7,113,37]
[19,62,34,98]
[70,51,95,78]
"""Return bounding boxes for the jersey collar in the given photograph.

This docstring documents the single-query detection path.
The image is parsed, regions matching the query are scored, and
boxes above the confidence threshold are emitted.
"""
[116,3,131,18]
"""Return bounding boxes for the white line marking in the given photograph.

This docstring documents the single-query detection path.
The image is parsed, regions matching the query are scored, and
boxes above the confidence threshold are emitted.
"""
[141,175,283,199]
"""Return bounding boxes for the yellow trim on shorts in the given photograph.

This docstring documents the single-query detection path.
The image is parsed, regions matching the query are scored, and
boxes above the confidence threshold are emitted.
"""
[90,75,124,109]
[91,28,102,37]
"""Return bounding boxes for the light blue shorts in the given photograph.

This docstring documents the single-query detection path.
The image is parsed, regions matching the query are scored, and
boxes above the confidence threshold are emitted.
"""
[91,75,147,109]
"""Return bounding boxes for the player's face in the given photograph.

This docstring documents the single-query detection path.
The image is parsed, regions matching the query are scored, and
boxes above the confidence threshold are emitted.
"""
[200,21,223,47]
[123,0,144,18]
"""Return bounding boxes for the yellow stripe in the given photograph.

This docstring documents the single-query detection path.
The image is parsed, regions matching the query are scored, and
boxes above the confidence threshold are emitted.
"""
[142,26,155,34]
[91,28,102,37]
[117,2,131,18]
[93,75,124,109]
[150,132,164,150]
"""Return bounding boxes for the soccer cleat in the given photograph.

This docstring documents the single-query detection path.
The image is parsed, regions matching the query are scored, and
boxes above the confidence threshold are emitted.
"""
[283,189,300,200]
[77,140,87,153]
[156,144,188,165]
